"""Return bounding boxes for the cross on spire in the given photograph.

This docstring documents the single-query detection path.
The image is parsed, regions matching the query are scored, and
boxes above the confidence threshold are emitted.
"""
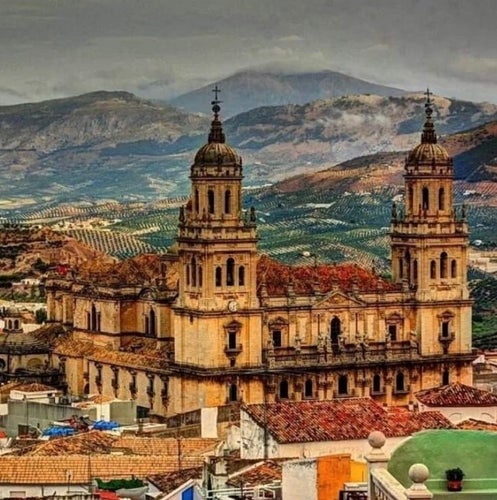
[421,87,437,144]
[208,85,225,144]
[212,85,221,103]
[424,88,432,104]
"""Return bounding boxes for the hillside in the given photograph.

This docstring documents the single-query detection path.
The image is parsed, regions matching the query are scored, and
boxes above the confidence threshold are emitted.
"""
[0,91,497,211]
[169,69,406,117]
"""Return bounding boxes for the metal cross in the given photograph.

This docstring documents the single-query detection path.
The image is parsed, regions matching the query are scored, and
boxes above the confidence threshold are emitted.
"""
[212,85,221,102]
[424,88,432,103]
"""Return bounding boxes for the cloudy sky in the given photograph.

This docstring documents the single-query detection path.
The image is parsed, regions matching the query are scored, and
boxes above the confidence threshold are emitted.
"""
[0,0,496,105]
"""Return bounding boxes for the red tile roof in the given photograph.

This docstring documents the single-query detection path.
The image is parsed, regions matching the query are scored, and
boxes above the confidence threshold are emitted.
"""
[456,419,497,431]
[226,460,282,488]
[256,255,397,295]
[415,382,497,407]
[147,467,202,494]
[243,398,453,443]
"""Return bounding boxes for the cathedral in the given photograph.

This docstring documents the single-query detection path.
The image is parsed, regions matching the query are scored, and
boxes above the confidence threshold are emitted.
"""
[45,90,474,418]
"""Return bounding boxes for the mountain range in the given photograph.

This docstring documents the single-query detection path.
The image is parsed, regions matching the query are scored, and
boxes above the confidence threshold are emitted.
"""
[0,71,496,210]
[169,69,406,117]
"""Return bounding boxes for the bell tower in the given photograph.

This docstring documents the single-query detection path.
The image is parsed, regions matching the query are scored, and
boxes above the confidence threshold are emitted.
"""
[390,90,472,357]
[176,87,259,313]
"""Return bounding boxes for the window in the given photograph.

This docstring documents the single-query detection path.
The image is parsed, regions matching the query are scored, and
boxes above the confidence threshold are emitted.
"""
[226,258,235,286]
[422,187,429,210]
[430,260,436,279]
[272,330,282,347]
[279,380,289,399]
[413,259,418,284]
[224,189,232,214]
[438,188,445,210]
[228,330,237,350]
[215,267,222,287]
[440,252,448,279]
[408,186,413,212]
[148,309,156,336]
[398,257,404,279]
[89,304,100,331]
[208,189,215,214]
[451,260,457,278]
[442,370,450,386]
[194,189,199,213]
[338,375,348,395]
[228,383,238,402]
[191,257,197,287]
[238,266,245,286]
[198,266,203,288]
[388,324,397,342]
[186,264,190,286]
[372,374,381,394]
[304,379,313,398]
[395,372,405,392]
[441,321,450,338]
[331,317,341,344]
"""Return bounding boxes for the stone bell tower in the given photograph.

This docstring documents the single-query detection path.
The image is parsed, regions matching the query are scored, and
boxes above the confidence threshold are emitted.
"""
[176,87,259,313]
[390,90,472,359]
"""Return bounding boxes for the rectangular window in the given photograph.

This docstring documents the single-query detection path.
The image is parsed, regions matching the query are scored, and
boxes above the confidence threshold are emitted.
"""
[228,330,237,349]
[388,324,397,342]
[272,330,282,347]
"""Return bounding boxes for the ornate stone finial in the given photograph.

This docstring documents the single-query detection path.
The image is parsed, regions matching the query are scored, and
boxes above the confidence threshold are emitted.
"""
[208,85,226,144]
[421,88,437,144]
[368,430,386,449]
[406,463,433,498]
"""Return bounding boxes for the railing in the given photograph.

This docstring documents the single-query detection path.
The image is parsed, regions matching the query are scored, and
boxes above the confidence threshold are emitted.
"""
[366,431,433,500]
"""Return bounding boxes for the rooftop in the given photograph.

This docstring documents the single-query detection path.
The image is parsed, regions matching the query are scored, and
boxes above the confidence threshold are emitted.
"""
[244,398,453,443]
[226,460,282,488]
[415,382,497,407]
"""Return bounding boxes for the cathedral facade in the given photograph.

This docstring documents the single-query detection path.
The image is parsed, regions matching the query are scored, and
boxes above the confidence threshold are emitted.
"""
[45,92,474,418]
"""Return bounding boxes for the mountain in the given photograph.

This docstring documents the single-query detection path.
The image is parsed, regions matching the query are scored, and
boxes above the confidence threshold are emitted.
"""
[169,69,406,117]
[1,91,497,211]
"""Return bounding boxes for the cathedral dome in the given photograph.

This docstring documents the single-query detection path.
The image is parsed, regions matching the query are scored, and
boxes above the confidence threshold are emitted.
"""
[194,141,241,165]
[408,142,450,163]
[193,91,242,166]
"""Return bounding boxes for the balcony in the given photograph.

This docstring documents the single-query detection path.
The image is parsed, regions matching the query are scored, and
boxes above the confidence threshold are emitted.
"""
[224,343,243,355]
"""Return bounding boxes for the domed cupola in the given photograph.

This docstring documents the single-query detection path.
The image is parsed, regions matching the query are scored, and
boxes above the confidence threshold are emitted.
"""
[407,90,451,167]
[192,88,242,170]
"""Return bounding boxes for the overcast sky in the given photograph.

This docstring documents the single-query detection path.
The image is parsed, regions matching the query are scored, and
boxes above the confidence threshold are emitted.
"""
[0,0,496,105]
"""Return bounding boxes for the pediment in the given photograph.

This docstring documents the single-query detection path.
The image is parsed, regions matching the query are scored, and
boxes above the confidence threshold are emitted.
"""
[315,290,364,308]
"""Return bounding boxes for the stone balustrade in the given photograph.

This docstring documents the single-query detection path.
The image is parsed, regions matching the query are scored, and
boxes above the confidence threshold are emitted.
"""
[366,431,433,500]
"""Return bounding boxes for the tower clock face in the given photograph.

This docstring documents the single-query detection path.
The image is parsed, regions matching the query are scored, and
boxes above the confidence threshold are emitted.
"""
[228,300,238,312]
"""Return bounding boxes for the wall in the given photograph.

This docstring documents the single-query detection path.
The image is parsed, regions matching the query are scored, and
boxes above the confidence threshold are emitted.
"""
[416,402,497,424]
[282,459,317,500]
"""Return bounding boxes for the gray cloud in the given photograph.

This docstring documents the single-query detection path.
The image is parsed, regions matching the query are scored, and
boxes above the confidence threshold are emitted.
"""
[0,0,495,105]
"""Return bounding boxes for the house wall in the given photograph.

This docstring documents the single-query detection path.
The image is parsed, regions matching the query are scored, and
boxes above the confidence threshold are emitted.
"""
[282,459,317,500]
[0,485,90,498]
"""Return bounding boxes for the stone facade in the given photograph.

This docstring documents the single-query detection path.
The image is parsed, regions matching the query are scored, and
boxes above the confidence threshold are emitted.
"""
[45,92,474,418]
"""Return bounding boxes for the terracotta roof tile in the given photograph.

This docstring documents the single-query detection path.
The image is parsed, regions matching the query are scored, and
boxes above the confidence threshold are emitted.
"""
[243,398,453,443]
[112,437,219,456]
[12,383,58,393]
[456,418,497,431]
[226,460,282,488]
[147,467,202,494]
[415,382,497,407]
[256,255,397,296]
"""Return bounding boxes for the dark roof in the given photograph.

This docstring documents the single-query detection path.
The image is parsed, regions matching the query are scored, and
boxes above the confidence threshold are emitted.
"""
[147,467,202,494]
[226,460,282,488]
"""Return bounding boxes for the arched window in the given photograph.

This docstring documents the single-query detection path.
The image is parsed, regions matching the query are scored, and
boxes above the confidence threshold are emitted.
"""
[388,324,397,342]
[194,189,199,213]
[215,267,222,287]
[405,250,411,282]
[91,304,97,331]
[224,189,232,214]
[304,380,313,398]
[413,259,418,284]
[395,372,405,392]
[198,266,203,288]
[338,375,348,395]
[422,187,429,210]
[430,260,436,279]
[186,264,190,286]
[228,383,238,402]
[279,380,289,399]
[226,258,235,286]
[408,186,413,212]
[238,266,245,286]
[373,374,381,394]
[398,257,404,279]
[441,321,450,338]
[208,189,215,214]
[440,252,448,279]
[191,257,197,287]
[438,188,445,211]
[331,317,341,344]
[149,309,156,336]
[442,370,450,386]
[451,259,457,278]
[14,319,19,330]
[272,330,282,348]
